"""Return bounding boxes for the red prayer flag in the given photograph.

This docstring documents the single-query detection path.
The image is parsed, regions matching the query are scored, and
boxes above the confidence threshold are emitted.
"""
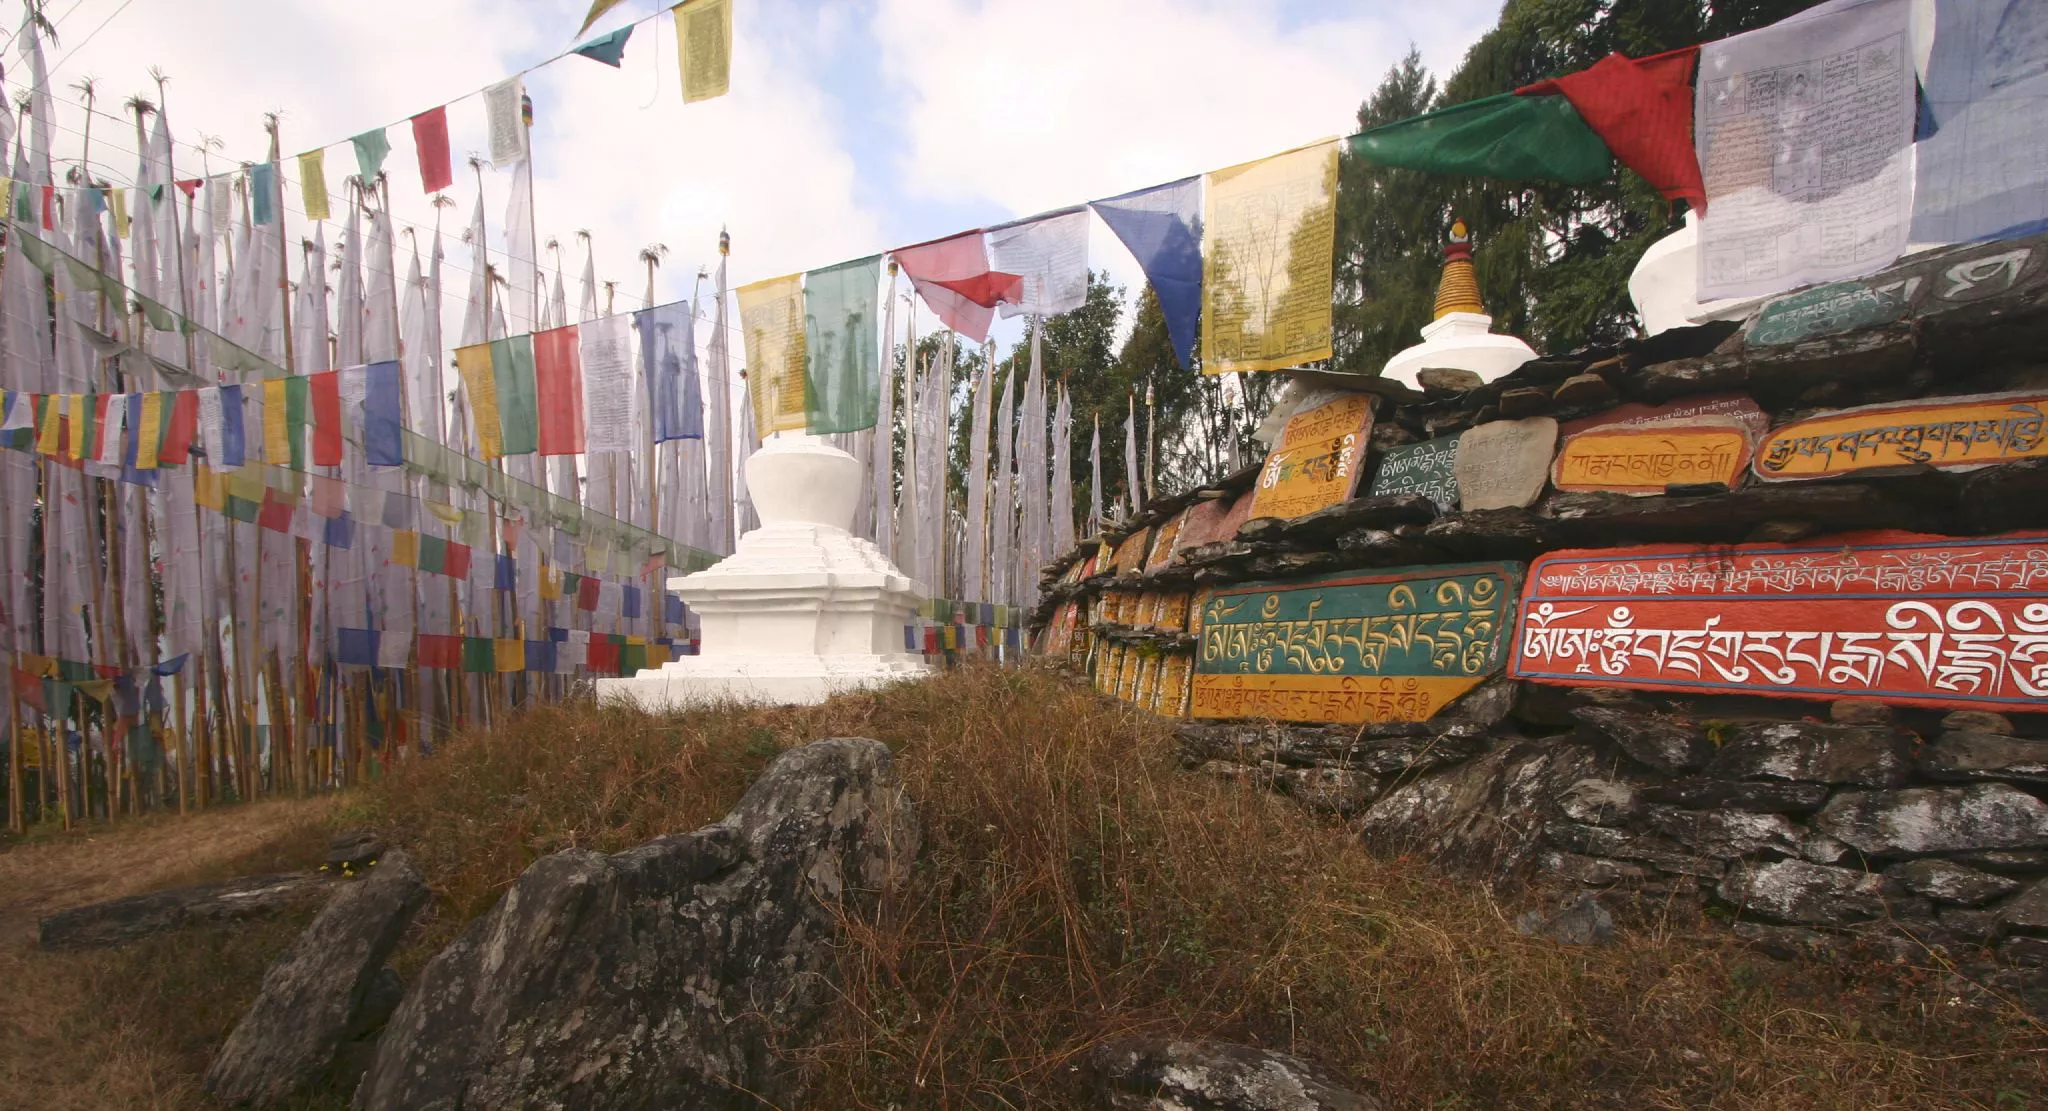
[310,370,343,466]
[891,230,1015,343]
[586,638,620,673]
[175,178,201,198]
[442,541,472,581]
[159,390,199,465]
[411,106,454,194]
[577,576,601,612]
[10,668,44,712]
[40,186,53,230]
[1520,48,1706,212]
[417,633,463,669]
[532,325,586,456]
[258,490,295,532]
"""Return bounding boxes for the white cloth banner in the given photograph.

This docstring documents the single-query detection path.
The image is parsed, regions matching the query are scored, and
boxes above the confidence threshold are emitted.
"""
[986,208,1091,318]
[1694,0,1916,299]
[484,77,528,168]
[579,313,640,453]
[93,397,125,466]
[1912,0,2048,245]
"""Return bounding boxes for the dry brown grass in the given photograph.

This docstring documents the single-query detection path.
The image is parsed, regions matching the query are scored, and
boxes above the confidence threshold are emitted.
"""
[0,797,337,1110]
[3,666,2044,1109]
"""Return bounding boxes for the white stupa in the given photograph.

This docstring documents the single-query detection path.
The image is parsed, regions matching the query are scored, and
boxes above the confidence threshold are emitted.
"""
[1627,210,1753,336]
[597,434,931,709]
[1380,219,1538,389]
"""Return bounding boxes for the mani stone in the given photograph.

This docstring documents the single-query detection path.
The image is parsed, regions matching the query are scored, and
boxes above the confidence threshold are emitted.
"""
[1552,372,1619,408]
[1453,416,1558,511]
[1919,732,2048,786]
[1812,784,2048,856]
[1705,721,1912,788]
[1716,859,1889,927]
[1882,859,2023,907]
[1416,367,1484,394]
[205,852,428,1106]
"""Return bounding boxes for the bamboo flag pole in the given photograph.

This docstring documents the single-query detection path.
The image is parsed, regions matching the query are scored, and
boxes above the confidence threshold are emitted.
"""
[265,112,309,798]
[6,669,22,833]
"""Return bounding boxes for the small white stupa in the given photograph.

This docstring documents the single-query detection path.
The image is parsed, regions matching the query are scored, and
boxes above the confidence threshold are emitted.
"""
[1627,210,1752,336]
[1380,219,1537,388]
[597,433,931,709]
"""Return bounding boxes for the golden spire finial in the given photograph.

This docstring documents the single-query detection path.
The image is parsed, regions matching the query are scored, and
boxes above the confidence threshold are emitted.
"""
[1433,218,1484,319]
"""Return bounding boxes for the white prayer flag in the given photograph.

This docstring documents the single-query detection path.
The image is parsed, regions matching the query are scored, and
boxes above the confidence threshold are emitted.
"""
[987,208,1091,318]
[484,77,528,168]
[579,313,640,453]
[1694,0,1915,299]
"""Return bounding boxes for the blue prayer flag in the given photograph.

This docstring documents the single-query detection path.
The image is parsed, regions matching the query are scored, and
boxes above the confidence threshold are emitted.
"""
[494,554,517,591]
[1913,0,2048,243]
[363,361,405,466]
[524,639,557,672]
[324,515,355,550]
[637,300,701,442]
[1090,176,1203,368]
[250,163,278,226]
[665,593,685,624]
[337,628,379,666]
[621,584,643,619]
[217,384,246,468]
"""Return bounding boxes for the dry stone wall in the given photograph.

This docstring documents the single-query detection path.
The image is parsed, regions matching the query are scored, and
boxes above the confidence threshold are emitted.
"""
[1032,234,2048,967]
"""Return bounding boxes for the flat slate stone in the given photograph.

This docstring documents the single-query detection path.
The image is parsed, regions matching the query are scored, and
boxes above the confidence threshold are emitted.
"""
[1812,784,2048,856]
[1453,416,1557,511]
[39,872,331,951]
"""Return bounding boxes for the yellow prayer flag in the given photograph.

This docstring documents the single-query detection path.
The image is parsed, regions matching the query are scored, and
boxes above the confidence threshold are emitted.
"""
[193,464,225,511]
[36,395,62,456]
[1200,140,1340,374]
[262,378,290,464]
[538,566,562,601]
[19,651,57,677]
[390,530,419,569]
[299,149,330,221]
[111,188,130,240]
[453,343,504,459]
[73,678,116,703]
[646,643,670,668]
[735,273,807,441]
[65,395,89,461]
[134,390,164,469]
[674,0,732,103]
[227,466,268,505]
[425,499,464,526]
[494,638,525,673]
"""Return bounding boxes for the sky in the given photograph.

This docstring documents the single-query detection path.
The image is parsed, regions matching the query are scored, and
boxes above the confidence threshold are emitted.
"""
[5,0,1499,399]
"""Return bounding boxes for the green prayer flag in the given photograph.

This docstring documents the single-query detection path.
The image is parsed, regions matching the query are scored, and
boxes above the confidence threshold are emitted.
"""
[12,181,32,221]
[620,642,647,675]
[489,335,539,456]
[462,636,495,674]
[1347,92,1611,185]
[225,494,261,522]
[45,679,72,723]
[284,375,310,471]
[352,128,391,182]
[138,295,179,332]
[15,233,55,274]
[801,254,882,434]
[418,535,447,575]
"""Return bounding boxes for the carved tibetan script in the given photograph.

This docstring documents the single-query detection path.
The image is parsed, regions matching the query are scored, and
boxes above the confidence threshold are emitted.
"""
[1192,562,1521,724]
[1513,531,2048,711]
[1248,393,1372,520]
[1754,392,2048,480]
[1552,421,1753,496]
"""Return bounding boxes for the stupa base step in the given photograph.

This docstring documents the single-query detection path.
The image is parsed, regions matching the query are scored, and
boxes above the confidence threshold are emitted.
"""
[595,653,931,710]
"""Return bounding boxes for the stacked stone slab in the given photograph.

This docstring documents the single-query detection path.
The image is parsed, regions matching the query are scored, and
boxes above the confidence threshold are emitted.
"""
[1032,233,2048,968]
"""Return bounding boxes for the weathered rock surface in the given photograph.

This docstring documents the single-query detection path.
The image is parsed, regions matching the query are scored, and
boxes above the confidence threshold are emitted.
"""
[1575,707,1712,774]
[352,738,918,1111]
[1355,737,1605,873]
[1636,778,1830,813]
[1088,1038,1384,1111]
[1812,784,2048,856]
[324,829,386,872]
[1515,893,1614,945]
[1883,859,2023,907]
[1920,732,2048,786]
[205,852,427,1106]
[38,871,331,950]
[1642,805,1806,859]
[1706,722,1914,788]
[1718,859,1889,927]
[2002,878,2048,931]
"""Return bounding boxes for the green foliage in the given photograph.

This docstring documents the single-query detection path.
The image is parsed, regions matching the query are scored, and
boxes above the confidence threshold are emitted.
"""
[1334,0,1830,375]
